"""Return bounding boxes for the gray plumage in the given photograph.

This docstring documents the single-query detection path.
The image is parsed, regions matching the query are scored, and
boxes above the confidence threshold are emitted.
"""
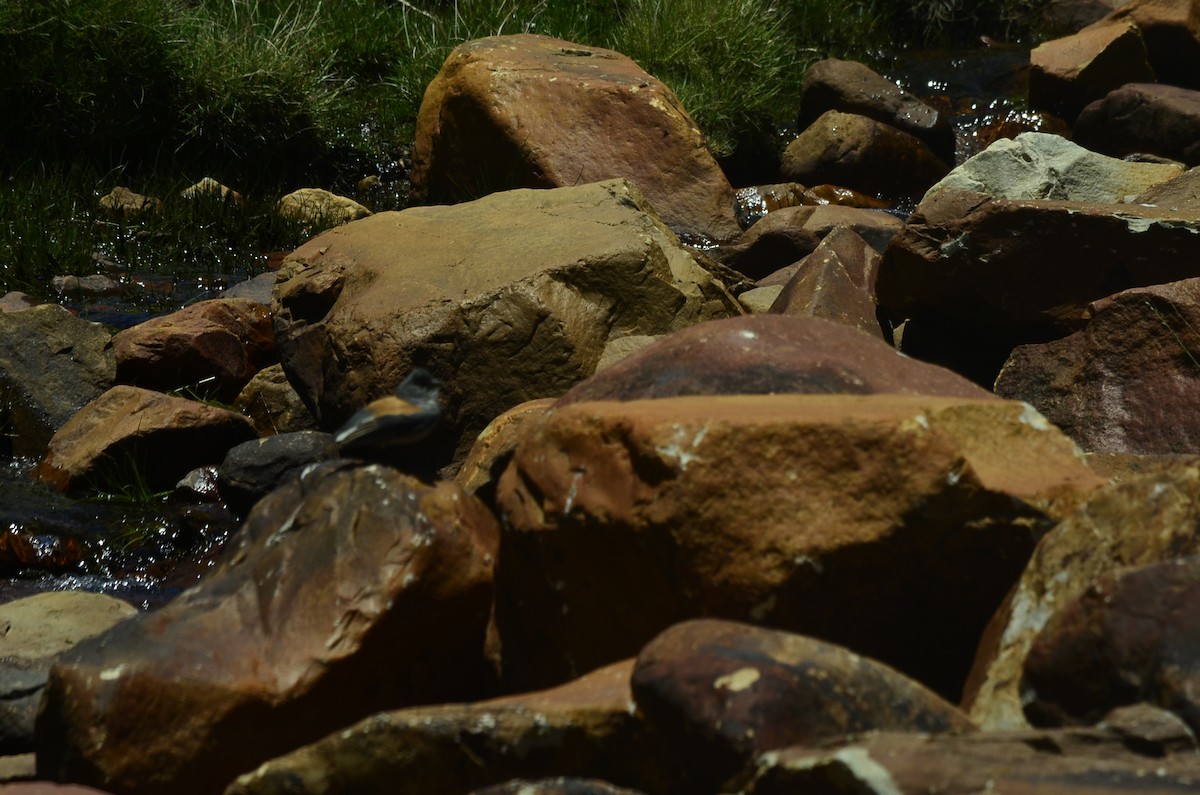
[334,368,442,452]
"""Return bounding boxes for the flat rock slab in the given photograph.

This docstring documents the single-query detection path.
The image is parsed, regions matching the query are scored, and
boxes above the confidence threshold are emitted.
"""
[923,131,1183,204]
[632,619,973,791]
[556,315,992,405]
[996,277,1200,454]
[1075,82,1200,166]
[34,385,257,494]
[36,464,499,795]
[876,187,1200,343]
[412,34,739,243]
[272,178,739,468]
[494,393,1102,698]
[1029,19,1155,120]
[225,660,670,795]
[964,467,1200,729]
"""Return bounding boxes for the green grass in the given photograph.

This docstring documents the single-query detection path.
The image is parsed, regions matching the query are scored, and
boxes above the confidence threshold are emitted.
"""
[0,0,1052,303]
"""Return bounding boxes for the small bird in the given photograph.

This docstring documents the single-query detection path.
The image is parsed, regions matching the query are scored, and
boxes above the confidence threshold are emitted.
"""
[334,368,442,453]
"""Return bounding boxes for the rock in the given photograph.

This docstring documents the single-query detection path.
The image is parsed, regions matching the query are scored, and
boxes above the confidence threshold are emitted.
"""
[1074,83,1200,166]
[781,110,950,199]
[766,226,886,340]
[470,780,647,795]
[1136,164,1200,209]
[0,784,115,794]
[271,178,740,470]
[180,177,242,205]
[963,467,1200,729]
[412,34,740,244]
[221,272,276,305]
[923,132,1184,203]
[111,297,277,402]
[797,59,955,164]
[493,393,1102,698]
[0,305,114,458]
[739,725,1200,793]
[632,620,974,791]
[876,188,1200,383]
[1106,0,1200,89]
[454,397,556,503]
[733,183,810,229]
[34,385,257,494]
[276,188,371,227]
[1023,554,1200,731]
[736,286,782,313]
[37,463,499,795]
[217,430,337,514]
[1029,20,1155,121]
[1040,0,1134,34]
[556,315,989,405]
[0,593,136,754]
[50,275,123,298]
[995,277,1200,454]
[0,292,38,313]
[232,363,318,436]
[712,204,903,280]
[224,659,671,795]
[97,186,161,216]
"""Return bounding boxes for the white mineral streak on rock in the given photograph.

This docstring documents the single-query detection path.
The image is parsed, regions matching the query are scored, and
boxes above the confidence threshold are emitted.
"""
[714,666,761,693]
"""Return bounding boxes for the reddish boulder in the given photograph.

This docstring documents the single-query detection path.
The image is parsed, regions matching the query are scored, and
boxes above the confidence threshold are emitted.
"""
[963,467,1200,729]
[36,464,499,795]
[34,385,256,494]
[782,111,950,199]
[494,393,1101,697]
[1075,83,1200,166]
[1029,19,1154,120]
[996,277,1200,454]
[632,620,973,791]
[556,315,988,405]
[1106,0,1200,88]
[1023,555,1200,731]
[412,34,739,243]
[796,59,955,164]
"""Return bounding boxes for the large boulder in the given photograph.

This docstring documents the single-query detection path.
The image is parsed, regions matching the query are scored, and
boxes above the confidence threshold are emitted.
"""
[224,660,670,795]
[781,111,950,199]
[34,386,257,494]
[796,59,955,164]
[493,393,1102,698]
[0,305,114,458]
[922,132,1183,204]
[271,178,740,469]
[36,463,499,795]
[995,277,1200,454]
[876,187,1200,382]
[111,297,276,402]
[1023,554,1200,732]
[963,467,1200,729]
[1028,19,1155,120]
[1074,83,1200,166]
[412,34,740,243]
[632,620,973,792]
[555,315,992,405]
[1105,0,1200,88]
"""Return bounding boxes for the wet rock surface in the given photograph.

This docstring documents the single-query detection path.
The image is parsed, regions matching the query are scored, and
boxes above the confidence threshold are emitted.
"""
[1074,82,1200,165]
[36,463,499,795]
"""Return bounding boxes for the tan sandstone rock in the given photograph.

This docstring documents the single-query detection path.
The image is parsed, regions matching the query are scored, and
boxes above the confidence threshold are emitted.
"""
[1029,19,1155,120]
[271,178,740,469]
[37,464,499,795]
[276,188,371,228]
[412,34,740,243]
[494,394,1103,698]
[34,385,256,494]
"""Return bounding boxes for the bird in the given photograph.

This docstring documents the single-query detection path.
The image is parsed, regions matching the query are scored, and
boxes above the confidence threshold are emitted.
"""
[333,368,442,454]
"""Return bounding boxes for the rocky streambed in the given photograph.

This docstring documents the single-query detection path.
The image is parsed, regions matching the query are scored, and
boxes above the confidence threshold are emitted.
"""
[6,0,1200,792]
